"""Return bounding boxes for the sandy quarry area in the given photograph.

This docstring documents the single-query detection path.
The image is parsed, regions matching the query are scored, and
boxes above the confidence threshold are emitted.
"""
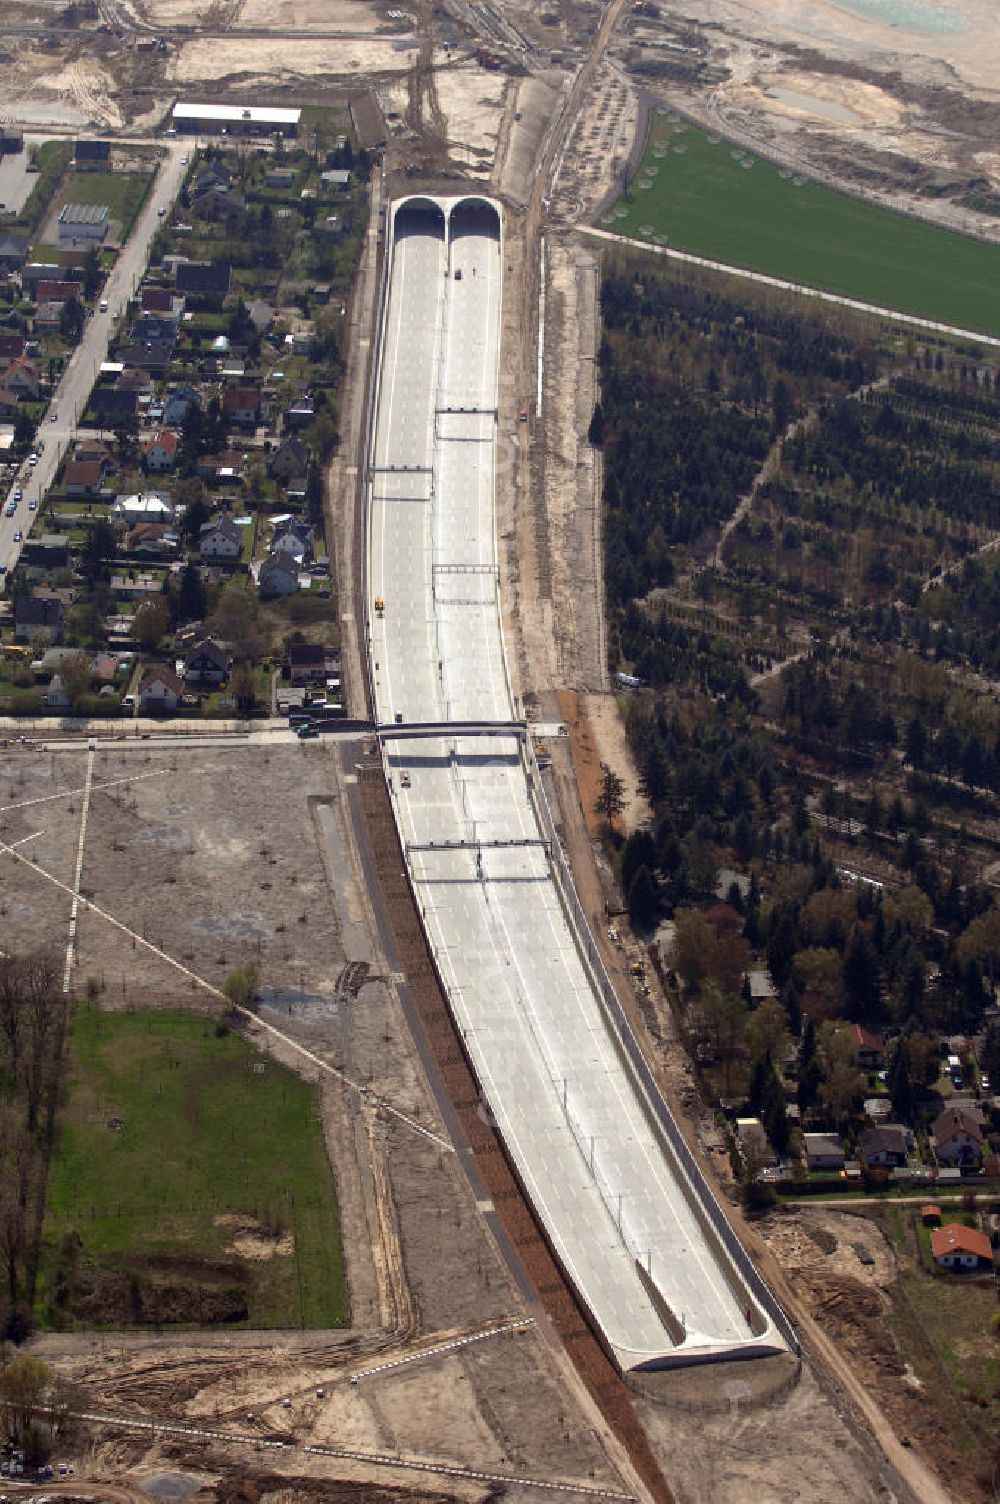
[432,57,507,176]
[668,0,1000,95]
[168,36,414,85]
[731,69,907,130]
[142,0,395,30]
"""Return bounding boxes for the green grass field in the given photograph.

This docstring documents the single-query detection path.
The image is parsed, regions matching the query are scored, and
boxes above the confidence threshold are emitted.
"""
[38,1006,347,1329]
[607,116,1000,338]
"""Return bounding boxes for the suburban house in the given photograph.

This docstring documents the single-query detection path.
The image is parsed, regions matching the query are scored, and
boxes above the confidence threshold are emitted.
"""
[0,232,30,270]
[120,340,174,375]
[931,1105,984,1169]
[44,673,72,710]
[14,596,64,644]
[858,1124,908,1170]
[268,436,309,482]
[735,1117,776,1168]
[138,666,183,712]
[4,357,40,399]
[273,516,313,561]
[164,385,202,425]
[34,279,80,304]
[259,549,300,598]
[803,1133,845,1172]
[930,1224,994,1273]
[223,386,263,428]
[34,302,66,334]
[0,332,26,365]
[21,534,70,574]
[112,492,175,525]
[144,429,178,472]
[140,286,182,316]
[198,516,243,560]
[175,259,232,304]
[288,641,328,684]
[197,450,245,485]
[62,459,105,497]
[74,438,116,467]
[132,314,179,345]
[248,299,274,334]
[127,522,177,557]
[191,187,247,224]
[851,1024,884,1072]
[283,395,315,431]
[192,162,231,196]
[183,636,230,685]
[74,138,111,166]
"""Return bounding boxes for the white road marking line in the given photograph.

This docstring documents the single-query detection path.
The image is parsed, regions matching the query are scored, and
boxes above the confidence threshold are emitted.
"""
[69,1407,634,1501]
[62,744,95,993]
[0,765,170,814]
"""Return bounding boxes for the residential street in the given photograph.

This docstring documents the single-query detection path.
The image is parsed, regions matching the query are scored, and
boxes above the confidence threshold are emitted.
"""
[0,140,189,582]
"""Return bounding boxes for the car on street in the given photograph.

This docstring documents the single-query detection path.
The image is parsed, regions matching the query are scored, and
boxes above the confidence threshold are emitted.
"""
[13,530,21,542]
[5,502,15,517]
[0,565,7,576]
[13,486,21,500]
[158,205,166,216]
[28,498,37,510]
[50,411,57,422]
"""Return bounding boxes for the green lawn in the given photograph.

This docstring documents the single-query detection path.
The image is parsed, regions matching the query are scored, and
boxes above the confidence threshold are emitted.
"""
[38,1006,347,1329]
[606,116,1000,338]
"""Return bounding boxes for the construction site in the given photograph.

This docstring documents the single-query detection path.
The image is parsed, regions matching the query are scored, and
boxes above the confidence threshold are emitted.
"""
[3,0,1000,1502]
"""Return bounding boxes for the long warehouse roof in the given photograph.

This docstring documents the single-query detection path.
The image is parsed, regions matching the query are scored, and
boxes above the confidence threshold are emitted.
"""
[172,102,302,125]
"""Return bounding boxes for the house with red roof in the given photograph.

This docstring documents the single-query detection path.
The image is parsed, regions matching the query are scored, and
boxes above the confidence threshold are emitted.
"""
[931,1105,984,1169]
[930,1223,993,1272]
[144,428,178,472]
[851,1024,884,1072]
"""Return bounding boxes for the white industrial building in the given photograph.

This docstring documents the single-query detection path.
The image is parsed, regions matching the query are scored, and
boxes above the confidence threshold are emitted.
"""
[171,102,301,137]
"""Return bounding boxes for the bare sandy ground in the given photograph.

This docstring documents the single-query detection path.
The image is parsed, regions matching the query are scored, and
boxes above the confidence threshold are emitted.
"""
[585,692,650,834]
[731,69,906,129]
[433,57,507,175]
[665,0,1000,95]
[168,36,413,83]
[145,0,391,27]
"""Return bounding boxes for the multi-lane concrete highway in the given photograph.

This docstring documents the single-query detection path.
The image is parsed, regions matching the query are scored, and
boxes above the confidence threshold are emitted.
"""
[0,141,190,585]
[367,195,791,1373]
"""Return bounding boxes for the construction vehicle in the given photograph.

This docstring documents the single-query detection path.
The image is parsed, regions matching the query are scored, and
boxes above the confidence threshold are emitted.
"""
[630,960,646,978]
[374,595,385,615]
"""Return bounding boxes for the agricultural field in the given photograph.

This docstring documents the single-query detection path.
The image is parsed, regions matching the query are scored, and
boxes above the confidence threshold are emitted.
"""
[37,1006,347,1330]
[607,116,1000,337]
